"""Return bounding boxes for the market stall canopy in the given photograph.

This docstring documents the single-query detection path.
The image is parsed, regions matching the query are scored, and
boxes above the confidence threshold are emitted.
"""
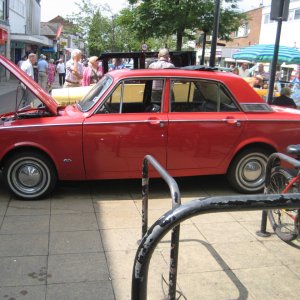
[233,44,300,64]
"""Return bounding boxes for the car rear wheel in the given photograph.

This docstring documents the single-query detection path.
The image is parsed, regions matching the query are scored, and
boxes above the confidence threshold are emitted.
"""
[227,148,270,193]
[4,151,57,200]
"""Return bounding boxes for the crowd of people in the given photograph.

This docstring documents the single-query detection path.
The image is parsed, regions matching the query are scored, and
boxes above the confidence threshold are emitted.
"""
[16,48,175,94]
[17,49,106,93]
[16,49,300,110]
[231,62,300,109]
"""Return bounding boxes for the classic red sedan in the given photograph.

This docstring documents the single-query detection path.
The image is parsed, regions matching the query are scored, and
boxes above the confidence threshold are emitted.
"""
[1,54,300,199]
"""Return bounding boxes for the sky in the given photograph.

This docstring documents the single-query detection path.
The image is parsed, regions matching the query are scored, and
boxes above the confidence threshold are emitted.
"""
[40,0,271,22]
[40,0,128,22]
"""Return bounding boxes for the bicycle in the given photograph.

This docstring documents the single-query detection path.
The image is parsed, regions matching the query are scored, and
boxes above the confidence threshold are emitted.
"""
[265,144,300,242]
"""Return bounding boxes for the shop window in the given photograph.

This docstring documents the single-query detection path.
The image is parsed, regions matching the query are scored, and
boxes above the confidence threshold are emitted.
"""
[0,0,4,20]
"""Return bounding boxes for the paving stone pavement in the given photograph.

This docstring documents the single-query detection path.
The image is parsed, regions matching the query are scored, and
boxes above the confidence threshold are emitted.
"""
[0,175,299,300]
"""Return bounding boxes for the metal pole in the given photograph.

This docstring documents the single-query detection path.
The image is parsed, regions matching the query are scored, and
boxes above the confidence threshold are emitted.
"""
[200,31,207,65]
[256,210,271,237]
[140,155,181,300]
[209,0,221,67]
[267,0,284,104]
[141,160,149,238]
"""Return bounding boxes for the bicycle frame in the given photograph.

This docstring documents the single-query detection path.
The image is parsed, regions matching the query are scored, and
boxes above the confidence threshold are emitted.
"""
[280,172,300,230]
[260,149,300,240]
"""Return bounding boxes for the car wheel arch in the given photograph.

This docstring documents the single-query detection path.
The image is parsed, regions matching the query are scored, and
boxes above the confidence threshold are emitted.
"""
[1,146,58,175]
[229,142,276,166]
[226,142,276,193]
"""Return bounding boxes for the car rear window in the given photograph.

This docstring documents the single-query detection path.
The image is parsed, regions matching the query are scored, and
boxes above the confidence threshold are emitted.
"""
[170,79,239,112]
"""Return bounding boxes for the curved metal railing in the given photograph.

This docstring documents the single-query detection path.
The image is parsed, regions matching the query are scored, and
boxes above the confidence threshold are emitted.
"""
[132,154,300,300]
[132,193,300,300]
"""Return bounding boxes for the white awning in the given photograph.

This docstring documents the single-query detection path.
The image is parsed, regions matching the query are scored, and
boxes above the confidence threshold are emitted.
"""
[10,34,52,47]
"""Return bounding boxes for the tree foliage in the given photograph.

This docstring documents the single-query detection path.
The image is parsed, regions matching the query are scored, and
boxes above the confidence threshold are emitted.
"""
[124,0,247,50]
[87,10,111,54]
[66,0,248,54]
[67,0,140,54]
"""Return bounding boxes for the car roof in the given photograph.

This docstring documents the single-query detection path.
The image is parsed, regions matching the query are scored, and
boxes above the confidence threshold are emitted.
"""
[108,68,264,104]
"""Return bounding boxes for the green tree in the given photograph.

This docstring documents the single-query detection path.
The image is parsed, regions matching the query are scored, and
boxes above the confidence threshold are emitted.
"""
[67,0,143,53]
[126,0,247,51]
[87,10,112,54]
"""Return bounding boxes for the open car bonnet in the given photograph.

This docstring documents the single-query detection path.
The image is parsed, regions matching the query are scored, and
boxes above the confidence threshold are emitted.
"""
[0,54,59,116]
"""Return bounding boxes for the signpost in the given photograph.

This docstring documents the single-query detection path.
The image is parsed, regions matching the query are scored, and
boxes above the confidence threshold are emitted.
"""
[267,0,290,104]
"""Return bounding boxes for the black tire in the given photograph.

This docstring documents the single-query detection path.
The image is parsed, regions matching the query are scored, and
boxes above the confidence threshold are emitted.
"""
[266,167,298,242]
[3,151,57,200]
[227,147,270,193]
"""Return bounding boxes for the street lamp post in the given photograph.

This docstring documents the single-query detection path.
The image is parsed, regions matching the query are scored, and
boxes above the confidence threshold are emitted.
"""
[209,0,221,67]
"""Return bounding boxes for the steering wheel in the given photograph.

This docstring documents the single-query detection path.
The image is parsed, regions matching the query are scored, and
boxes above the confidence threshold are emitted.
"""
[145,104,161,112]
[99,103,113,113]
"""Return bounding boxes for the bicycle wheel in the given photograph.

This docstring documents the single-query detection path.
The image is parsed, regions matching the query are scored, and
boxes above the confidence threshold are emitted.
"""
[266,167,299,242]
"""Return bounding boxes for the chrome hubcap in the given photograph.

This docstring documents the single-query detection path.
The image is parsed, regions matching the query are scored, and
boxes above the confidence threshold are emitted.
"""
[18,164,42,187]
[8,157,50,197]
[243,161,262,181]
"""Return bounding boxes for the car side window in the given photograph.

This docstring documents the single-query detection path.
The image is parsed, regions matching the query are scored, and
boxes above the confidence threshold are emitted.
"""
[96,78,164,114]
[170,79,239,112]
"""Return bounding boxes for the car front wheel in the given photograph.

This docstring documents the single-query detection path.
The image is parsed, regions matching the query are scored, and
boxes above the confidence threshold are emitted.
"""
[227,148,270,193]
[4,151,57,200]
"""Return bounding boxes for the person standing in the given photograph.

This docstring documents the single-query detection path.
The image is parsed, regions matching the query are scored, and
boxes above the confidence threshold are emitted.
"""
[82,56,102,86]
[37,54,48,90]
[148,48,175,69]
[148,48,175,102]
[56,59,66,87]
[47,59,56,93]
[292,72,300,91]
[64,49,83,88]
[255,63,269,80]
[108,58,126,71]
[20,53,37,79]
[17,55,27,68]
[238,63,250,78]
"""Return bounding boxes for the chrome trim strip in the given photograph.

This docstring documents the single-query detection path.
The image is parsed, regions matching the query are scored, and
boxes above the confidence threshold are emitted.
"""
[2,118,300,129]
[167,119,300,123]
[0,123,81,130]
[84,120,166,125]
[83,118,300,126]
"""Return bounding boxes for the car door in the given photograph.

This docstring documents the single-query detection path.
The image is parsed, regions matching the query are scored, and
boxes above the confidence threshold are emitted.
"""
[167,78,247,173]
[82,78,168,179]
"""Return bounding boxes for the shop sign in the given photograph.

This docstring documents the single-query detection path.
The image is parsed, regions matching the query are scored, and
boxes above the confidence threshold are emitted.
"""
[0,28,8,45]
[11,41,24,48]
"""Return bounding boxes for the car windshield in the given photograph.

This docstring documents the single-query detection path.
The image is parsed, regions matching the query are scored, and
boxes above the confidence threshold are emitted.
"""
[77,75,113,111]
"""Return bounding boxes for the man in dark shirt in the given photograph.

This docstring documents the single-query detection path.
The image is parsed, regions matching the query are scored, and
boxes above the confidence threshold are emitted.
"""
[272,87,297,109]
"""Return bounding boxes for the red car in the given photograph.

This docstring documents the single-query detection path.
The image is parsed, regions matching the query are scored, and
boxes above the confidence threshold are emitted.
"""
[1,54,300,199]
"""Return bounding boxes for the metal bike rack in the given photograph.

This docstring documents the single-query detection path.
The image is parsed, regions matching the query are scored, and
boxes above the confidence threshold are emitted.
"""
[132,155,300,300]
[257,152,300,237]
[140,155,181,300]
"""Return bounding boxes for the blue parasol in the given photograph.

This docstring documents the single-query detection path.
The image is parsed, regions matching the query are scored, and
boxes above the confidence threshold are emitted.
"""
[233,44,300,64]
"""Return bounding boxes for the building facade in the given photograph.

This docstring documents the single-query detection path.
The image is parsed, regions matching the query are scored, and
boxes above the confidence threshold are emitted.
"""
[0,0,9,57]
[215,0,299,73]
[260,0,300,48]
[10,0,52,64]
[227,7,263,48]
